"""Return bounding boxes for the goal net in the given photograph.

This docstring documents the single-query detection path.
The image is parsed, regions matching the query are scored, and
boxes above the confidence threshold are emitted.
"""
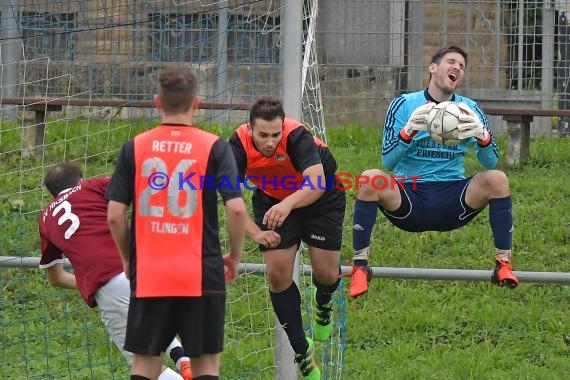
[0,1,345,379]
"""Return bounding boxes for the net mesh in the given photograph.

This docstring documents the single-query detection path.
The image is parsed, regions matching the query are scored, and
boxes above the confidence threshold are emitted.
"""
[0,1,345,378]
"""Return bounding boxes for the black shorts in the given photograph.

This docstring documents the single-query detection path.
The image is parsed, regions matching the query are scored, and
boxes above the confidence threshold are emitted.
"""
[124,295,225,357]
[252,186,345,251]
[380,177,485,232]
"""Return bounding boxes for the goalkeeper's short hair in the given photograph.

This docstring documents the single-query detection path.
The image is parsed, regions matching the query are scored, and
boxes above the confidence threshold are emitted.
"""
[44,163,83,197]
[430,46,468,66]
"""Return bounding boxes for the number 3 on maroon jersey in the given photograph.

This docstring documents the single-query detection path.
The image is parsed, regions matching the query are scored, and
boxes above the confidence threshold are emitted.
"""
[52,201,80,239]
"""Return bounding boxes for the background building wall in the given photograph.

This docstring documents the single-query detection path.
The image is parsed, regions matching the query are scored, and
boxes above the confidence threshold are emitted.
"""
[1,0,563,132]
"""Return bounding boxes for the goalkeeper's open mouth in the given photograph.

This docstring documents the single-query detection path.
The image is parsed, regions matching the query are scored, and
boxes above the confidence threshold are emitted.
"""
[448,72,458,82]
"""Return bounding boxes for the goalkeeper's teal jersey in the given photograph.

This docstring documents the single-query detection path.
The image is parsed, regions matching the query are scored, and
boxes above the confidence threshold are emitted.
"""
[382,89,498,182]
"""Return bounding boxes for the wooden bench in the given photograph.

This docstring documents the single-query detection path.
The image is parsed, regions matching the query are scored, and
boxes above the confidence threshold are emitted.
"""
[0,97,251,156]
[481,107,569,166]
[0,97,567,166]
[22,103,64,155]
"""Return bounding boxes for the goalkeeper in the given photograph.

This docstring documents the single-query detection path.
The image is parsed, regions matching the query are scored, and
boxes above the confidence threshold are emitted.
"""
[39,163,192,380]
[347,46,518,298]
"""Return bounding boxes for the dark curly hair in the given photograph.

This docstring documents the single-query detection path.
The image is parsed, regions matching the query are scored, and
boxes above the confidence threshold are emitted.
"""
[249,95,286,127]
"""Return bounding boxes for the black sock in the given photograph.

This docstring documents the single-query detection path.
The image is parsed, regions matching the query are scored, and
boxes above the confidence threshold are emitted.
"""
[312,272,340,306]
[130,376,150,380]
[169,345,186,364]
[193,376,219,380]
[269,282,307,354]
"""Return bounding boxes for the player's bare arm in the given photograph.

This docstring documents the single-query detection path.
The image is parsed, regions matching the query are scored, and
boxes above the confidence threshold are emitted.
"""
[245,214,281,248]
[225,197,247,261]
[45,263,77,289]
[106,200,130,275]
[263,163,325,230]
[223,197,248,284]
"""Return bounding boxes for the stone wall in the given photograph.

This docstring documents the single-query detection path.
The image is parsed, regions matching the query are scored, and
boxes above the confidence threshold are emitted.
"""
[10,0,554,133]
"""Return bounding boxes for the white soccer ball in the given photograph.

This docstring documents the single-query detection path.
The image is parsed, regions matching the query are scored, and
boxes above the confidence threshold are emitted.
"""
[426,101,462,146]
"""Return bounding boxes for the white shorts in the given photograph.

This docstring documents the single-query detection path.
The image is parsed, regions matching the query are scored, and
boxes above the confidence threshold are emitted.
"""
[94,272,133,363]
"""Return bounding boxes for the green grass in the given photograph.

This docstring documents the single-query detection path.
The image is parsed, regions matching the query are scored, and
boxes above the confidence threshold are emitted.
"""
[330,125,570,379]
[1,121,569,379]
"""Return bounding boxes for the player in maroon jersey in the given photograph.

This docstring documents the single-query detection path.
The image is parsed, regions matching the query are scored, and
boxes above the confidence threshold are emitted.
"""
[39,162,193,380]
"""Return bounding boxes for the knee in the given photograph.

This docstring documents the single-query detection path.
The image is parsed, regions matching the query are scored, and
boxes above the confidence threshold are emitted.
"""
[266,267,291,290]
[486,170,510,196]
[358,169,391,199]
[312,266,339,285]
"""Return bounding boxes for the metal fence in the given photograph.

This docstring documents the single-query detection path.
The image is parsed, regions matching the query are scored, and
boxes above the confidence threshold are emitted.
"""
[1,1,570,133]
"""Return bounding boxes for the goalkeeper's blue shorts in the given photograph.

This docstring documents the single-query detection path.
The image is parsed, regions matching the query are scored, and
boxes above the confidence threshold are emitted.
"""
[380,176,486,232]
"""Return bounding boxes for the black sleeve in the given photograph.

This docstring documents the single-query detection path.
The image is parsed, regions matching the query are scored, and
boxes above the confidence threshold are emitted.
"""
[208,139,243,202]
[228,132,247,178]
[105,139,135,205]
[287,127,322,172]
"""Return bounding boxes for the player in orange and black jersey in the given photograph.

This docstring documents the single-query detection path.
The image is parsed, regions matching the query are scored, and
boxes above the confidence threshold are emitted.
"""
[106,66,247,380]
[228,96,345,380]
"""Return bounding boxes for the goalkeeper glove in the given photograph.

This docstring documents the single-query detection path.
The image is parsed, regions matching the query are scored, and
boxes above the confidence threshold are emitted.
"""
[456,102,492,146]
[400,102,435,142]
